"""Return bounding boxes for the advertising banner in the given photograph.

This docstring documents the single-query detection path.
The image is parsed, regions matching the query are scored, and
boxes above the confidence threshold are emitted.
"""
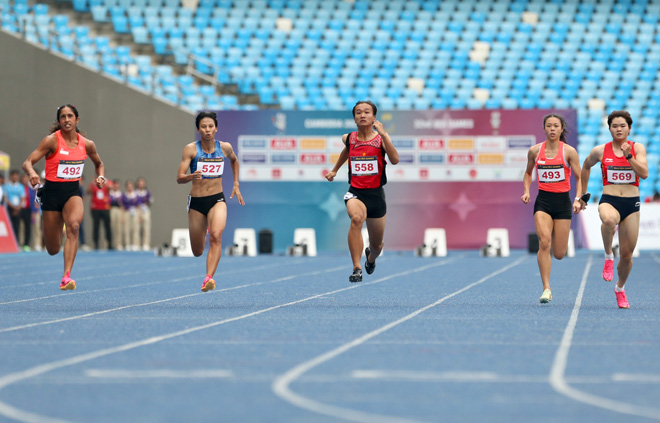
[215,109,578,251]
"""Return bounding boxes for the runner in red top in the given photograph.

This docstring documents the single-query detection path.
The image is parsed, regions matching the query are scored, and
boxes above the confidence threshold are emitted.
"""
[522,114,583,303]
[325,101,399,283]
[22,104,106,291]
[580,110,649,308]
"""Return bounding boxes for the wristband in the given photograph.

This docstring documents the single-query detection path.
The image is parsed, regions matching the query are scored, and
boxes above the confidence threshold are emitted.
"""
[580,193,591,203]
[98,175,106,182]
[625,153,633,160]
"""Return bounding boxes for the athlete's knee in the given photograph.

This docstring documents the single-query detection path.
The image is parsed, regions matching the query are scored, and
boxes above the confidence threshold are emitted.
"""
[46,245,60,255]
[538,237,552,251]
[553,250,567,260]
[66,221,81,235]
[208,230,223,245]
[350,214,365,227]
[601,216,618,228]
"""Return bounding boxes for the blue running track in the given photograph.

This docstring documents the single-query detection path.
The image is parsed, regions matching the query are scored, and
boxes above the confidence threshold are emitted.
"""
[0,250,659,423]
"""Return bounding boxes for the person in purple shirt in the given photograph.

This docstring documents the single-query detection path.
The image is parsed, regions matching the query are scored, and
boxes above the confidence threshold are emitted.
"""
[135,177,152,251]
[121,180,140,251]
[109,179,123,250]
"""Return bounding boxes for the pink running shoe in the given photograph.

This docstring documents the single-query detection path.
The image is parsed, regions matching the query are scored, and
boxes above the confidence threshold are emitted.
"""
[201,275,215,292]
[602,259,614,281]
[615,287,629,309]
[60,272,76,291]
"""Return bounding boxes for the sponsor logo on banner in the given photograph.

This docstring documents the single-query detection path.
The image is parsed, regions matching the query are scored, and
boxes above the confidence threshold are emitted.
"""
[419,154,445,164]
[448,153,475,165]
[241,138,267,148]
[448,138,474,150]
[272,168,281,179]
[392,138,415,149]
[330,153,342,163]
[420,168,429,179]
[300,153,326,165]
[478,154,504,165]
[476,136,506,151]
[419,139,445,150]
[507,136,535,148]
[271,138,296,149]
[241,153,267,163]
[300,138,326,150]
[397,153,415,164]
[271,153,296,163]
[330,137,345,149]
[507,152,529,166]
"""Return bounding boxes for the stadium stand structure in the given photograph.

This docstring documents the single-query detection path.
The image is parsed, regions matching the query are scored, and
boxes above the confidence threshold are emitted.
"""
[2,0,660,200]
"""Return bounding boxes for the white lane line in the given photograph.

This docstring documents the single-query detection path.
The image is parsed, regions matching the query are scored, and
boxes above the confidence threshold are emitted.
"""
[0,264,349,333]
[0,259,315,304]
[352,370,660,385]
[549,255,660,420]
[272,256,527,423]
[612,374,660,383]
[85,369,232,379]
[0,257,459,423]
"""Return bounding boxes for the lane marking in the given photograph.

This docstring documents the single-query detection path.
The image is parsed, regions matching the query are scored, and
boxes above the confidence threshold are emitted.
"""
[85,369,232,379]
[549,255,660,420]
[0,259,320,304]
[0,264,349,333]
[612,374,660,383]
[0,257,459,423]
[272,256,527,423]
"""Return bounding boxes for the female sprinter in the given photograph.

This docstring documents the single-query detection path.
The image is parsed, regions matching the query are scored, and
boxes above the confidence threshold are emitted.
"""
[23,104,106,290]
[177,111,244,292]
[325,101,399,282]
[521,113,582,303]
[579,110,648,308]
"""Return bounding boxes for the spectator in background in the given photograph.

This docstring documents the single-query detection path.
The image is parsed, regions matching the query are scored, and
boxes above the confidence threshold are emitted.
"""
[109,179,123,250]
[0,173,5,205]
[4,170,24,246]
[135,177,152,251]
[122,179,140,251]
[30,170,44,251]
[88,174,112,250]
[19,173,33,251]
[644,190,660,203]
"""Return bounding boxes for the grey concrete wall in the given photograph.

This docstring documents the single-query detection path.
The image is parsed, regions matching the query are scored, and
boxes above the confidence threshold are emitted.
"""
[0,30,196,247]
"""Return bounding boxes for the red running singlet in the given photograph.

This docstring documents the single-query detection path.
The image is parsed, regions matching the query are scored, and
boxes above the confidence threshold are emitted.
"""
[535,141,571,193]
[347,132,387,189]
[45,130,88,183]
[601,141,639,187]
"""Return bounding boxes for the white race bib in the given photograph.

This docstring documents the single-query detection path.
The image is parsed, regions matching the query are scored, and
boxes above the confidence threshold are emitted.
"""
[57,160,84,179]
[199,157,224,178]
[537,165,565,183]
[351,156,378,176]
[607,167,635,184]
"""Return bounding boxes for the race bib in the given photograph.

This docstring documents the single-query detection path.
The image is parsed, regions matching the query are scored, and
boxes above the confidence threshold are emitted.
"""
[607,167,635,184]
[199,157,224,178]
[351,156,378,176]
[537,165,565,183]
[57,160,84,179]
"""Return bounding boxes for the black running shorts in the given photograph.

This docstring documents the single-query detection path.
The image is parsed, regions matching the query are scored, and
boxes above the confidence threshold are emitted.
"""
[599,194,640,222]
[40,181,82,212]
[344,186,386,219]
[187,192,225,216]
[533,190,572,220]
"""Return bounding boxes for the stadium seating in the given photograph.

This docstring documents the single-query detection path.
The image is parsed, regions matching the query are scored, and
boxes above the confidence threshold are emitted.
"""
[2,0,660,199]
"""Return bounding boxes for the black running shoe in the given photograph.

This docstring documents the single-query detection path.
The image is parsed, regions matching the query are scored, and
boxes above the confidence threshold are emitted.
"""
[349,267,362,283]
[364,247,376,275]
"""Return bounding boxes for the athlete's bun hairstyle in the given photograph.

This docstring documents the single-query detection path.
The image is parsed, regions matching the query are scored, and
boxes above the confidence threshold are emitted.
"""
[196,110,218,129]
